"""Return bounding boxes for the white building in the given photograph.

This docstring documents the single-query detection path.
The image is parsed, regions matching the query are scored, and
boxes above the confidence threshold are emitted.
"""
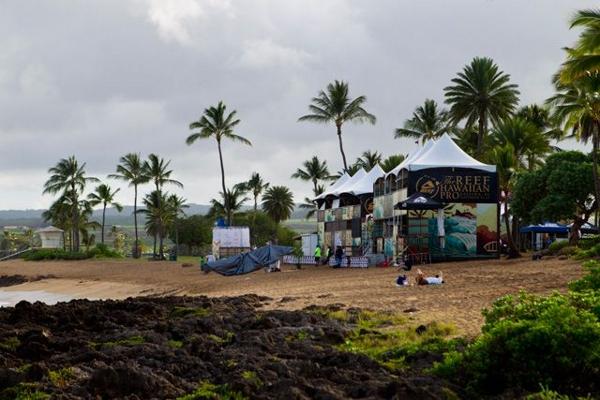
[36,226,64,249]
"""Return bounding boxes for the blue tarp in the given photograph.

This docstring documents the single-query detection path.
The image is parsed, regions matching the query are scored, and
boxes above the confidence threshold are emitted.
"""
[203,244,293,276]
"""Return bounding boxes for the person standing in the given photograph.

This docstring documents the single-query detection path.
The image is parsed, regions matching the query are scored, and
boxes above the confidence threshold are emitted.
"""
[314,245,321,265]
[324,245,332,265]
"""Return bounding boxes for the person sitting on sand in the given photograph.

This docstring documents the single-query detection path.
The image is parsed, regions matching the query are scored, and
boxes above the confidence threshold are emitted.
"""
[415,269,444,285]
[396,274,409,287]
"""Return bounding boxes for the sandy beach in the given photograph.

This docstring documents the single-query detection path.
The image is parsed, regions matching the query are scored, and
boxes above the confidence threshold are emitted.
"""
[0,256,582,335]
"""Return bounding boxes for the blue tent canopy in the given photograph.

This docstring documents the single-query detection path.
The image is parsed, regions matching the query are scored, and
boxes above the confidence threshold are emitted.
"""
[203,244,293,276]
[519,222,568,234]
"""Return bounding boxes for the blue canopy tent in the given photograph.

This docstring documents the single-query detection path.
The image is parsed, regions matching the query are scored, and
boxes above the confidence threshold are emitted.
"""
[203,244,293,276]
[519,222,568,234]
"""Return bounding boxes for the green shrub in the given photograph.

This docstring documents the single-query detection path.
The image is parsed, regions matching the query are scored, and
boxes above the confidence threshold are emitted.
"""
[24,245,122,261]
[434,292,600,396]
[569,260,600,293]
[547,240,569,255]
[577,235,600,250]
[558,246,577,257]
[88,243,122,258]
[574,243,600,260]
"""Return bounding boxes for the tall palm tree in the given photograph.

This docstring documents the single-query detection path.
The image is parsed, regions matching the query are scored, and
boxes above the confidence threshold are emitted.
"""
[291,156,333,194]
[42,194,72,251]
[43,156,98,252]
[209,187,250,222]
[547,72,600,206]
[142,154,183,257]
[242,172,270,212]
[138,190,173,260]
[489,145,520,258]
[299,80,376,171]
[262,186,295,242]
[354,150,382,171]
[395,99,452,144]
[187,101,252,225]
[444,57,520,155]
[87,184,123,244]
[490,117,551,170]
[380,154,406,173]
[516,104,564,141]
[108,153,149,258]
[167,194,188,255]
[558,9,600,84]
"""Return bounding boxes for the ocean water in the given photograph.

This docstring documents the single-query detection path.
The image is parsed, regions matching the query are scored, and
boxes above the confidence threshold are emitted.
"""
[0,289,74,307]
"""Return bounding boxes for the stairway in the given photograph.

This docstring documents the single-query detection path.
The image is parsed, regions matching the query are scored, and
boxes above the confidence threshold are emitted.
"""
[0,247,32,262]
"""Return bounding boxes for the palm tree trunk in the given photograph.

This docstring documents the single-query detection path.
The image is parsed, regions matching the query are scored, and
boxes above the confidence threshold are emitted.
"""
[217,139,229,225]
[503,201,520,258]
[153,234,157,258]
[101,203,106,244]
[159,230,164,260]
[477,109,485,156]
[336,124,348,171]
[134,185,139,258]
[254,195,257,212]
[592,131,600,209]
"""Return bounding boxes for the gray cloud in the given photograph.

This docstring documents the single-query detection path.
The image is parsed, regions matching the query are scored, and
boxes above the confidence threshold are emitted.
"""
[0,0,596,209]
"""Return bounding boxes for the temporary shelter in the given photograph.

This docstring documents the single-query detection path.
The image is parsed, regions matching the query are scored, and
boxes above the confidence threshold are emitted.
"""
[203,244,292,276]
[36,226,64,249]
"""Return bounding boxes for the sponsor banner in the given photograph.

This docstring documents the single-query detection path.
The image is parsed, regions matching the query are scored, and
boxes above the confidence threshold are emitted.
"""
[408,168,497,203]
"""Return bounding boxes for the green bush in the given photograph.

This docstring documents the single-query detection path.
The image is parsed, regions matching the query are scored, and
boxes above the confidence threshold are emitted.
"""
[569,260,600,293]
[558,246,577,257]
[24,245,122,261]
[547,240,569,255]
[574,242,600,260]
[434,292,600,397]
[577,235,600,250]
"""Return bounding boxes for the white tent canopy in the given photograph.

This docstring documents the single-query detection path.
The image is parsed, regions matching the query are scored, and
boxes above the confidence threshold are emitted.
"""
[408,134,495,172]
[339,165,385,196]
[385,139,436,178]
[314,172,351,200]
[330,168,367,196]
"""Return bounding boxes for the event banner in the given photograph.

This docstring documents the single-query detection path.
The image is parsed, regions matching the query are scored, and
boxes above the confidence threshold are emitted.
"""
[408,168,498,203]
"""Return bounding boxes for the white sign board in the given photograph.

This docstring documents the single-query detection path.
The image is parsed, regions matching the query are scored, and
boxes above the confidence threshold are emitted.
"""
[212,227,250,248]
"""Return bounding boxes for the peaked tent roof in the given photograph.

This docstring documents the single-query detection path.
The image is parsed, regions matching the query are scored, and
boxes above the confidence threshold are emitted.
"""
[36,226,64,233]
[519,222,567,234]
[340,165,385,196]
[329,168,368,197]
[314,172,350,200]
[385,139,436,178]
[408,134,495,172]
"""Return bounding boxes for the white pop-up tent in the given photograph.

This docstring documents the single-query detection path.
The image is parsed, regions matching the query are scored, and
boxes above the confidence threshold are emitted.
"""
[407,134,495,172]
[385,139,437,178]
[339,165,385,196]
[329,168,367,197]
[314,172,351,201]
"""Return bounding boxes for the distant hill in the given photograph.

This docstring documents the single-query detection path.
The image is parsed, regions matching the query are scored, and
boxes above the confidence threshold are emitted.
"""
[0,204,314,228]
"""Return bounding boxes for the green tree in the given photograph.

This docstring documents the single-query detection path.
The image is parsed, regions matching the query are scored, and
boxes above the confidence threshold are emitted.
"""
[380,154,406,173]
[334,164,362,179]
[558,9,600,84]
[187,101,252,225]
[43,156,98,252]
[354,150,382,171]
[395,99,452,144]
[444,57,520,155]
[488,145,520,258]
[262,186,295,242]
[511,151,597,245]
[167,194,188,255]
[299,80,376,171]
[87,184,123,245]
[109,153,150,258]
[239,172,269,212]
[547,73,600,207]
[209,186,249,223]
[138,190,173,259]
[291,156,333,194]
[490,117,551,171]
[143,154,183,256]
[168,214,212,255]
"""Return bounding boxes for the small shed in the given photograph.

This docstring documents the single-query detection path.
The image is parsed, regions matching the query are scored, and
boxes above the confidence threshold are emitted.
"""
[36,226,64,249]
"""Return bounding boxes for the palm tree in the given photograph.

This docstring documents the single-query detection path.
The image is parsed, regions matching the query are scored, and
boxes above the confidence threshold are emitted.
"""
[242,172,270,212]
[43,156,98,252]
[42,194,72,251]
[209,187,250,222]
[108,153,149,258]
[489,145,520,258]
[517,104,564,141]
[299,184,324,219]
[334,164,362,179]
[558,9,600,84]
[138,190,173,260]
[262,186,295,242]
[299,80,376,171]
[291,156,333,194]
[354,150,382,171]
[380,154,406,173]
[490,117,551,170]
[87,184,123,244]
[548,73,600,206]
[143,154,183,257]
[444,57,520,155]
[167,194,188,255]
[187,101,252,225]
[395,99,452,144]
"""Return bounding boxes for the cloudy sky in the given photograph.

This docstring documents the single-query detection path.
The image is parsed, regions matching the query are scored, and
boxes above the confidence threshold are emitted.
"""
[0,0,596,210]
